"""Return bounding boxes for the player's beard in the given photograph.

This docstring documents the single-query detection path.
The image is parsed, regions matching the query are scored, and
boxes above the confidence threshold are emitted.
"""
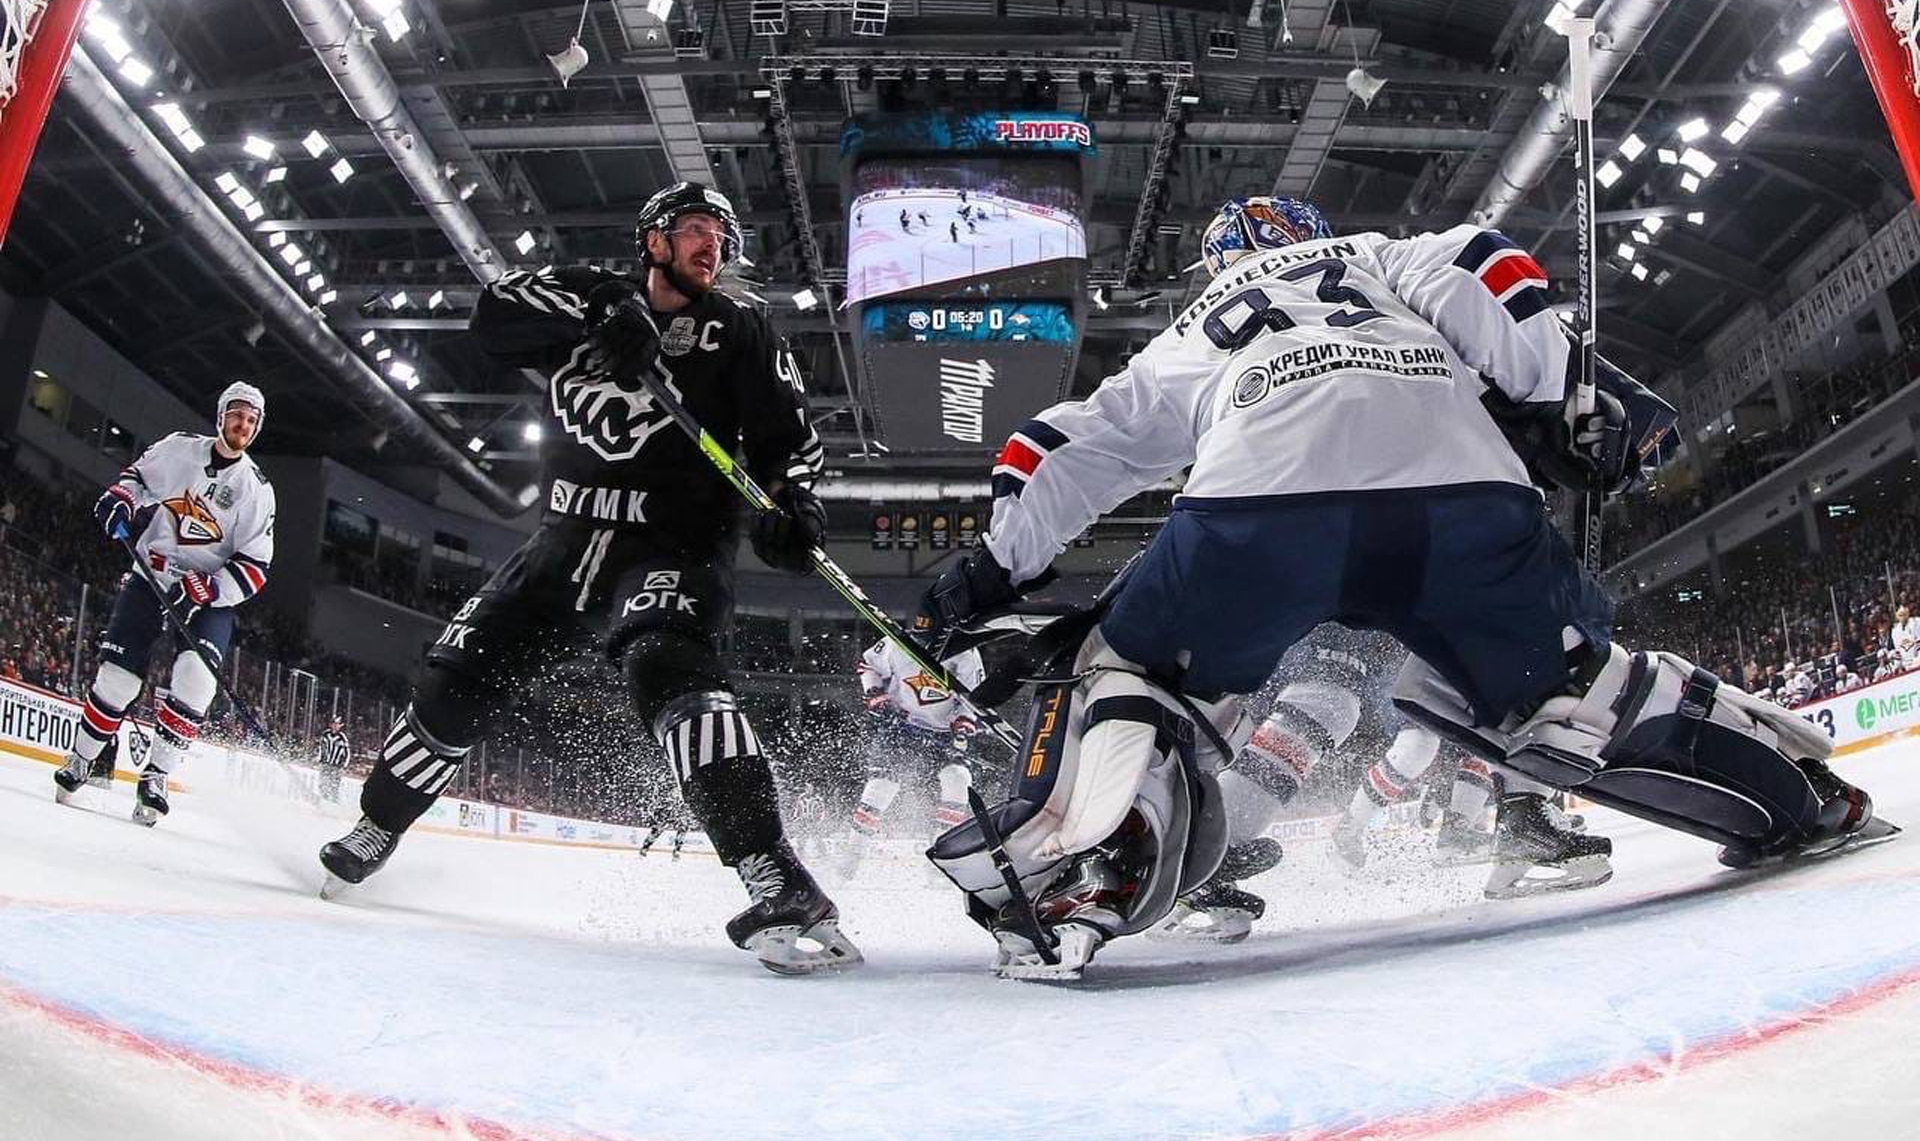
[659,235,719,299]
[221,420,256,454]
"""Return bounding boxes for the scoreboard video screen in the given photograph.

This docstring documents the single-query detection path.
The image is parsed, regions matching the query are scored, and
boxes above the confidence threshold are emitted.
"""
[841,112,1091,454]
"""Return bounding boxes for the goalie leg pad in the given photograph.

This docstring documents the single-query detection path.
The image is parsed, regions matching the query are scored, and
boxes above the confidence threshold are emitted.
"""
[1396,645,1831,849]
[928,628,1233,940]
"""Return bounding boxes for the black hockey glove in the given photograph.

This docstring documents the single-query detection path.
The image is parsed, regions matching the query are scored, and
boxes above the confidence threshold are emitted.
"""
[95,483,136,541]
[751,481,825,574]
[912,545,1057,659]
[1482,354,1676,498]
[587,294,661,382]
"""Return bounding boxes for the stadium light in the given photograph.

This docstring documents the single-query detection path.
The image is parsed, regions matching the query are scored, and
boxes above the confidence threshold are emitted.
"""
[1777,48,1812,75]
[1656,147,1678,164]
[329,157,355,184]
[1618,133,1646,161]
[791,288,819,311]
[1616,242,1636,261]
[1630,262,1649,281]
[467,436,485,454]
[522,422,544,443]
[515,230,537,255]
[1597,160,1624,188]
[243,135,276,160]
[1686,210,1706,224]
[1679,148,1717,176]
[118,58,154,87]
[301,130,330,158]
[1643,215,1665,234]
[1677,117,1708,142]
[265,166,288,183]
[1680,171,1702,193]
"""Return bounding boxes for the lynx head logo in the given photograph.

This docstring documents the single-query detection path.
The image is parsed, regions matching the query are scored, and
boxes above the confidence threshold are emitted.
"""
[161,491,224,545]
[550,344,684,461]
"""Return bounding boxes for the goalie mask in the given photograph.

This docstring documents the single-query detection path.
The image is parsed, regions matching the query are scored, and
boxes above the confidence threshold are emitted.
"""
[215,381,265,450]
[1200,196,1334,277]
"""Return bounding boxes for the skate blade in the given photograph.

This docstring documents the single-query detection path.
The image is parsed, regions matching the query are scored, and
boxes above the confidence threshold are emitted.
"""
[1741,817,1904,869]
[1148,904,1254,944]
[53,783,79,806]
[744,919,864,976]
[1483,853,1613,900]
[130,806,161,828]
[319,875,351,901]
[993,923,1102,981]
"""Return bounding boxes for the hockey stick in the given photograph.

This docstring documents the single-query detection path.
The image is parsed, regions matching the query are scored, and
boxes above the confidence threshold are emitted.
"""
[607,303,1024,753]
[1564,18,1603,573]
[116,534,274,743]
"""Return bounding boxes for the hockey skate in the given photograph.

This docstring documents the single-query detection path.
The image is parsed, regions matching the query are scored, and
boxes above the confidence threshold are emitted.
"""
[1432,810,1495,866]
[129,769,170,827]
[52,752,99,805]
[1482,793,1613,900]
[994,852,1126,980]
[318,816,402,898]
[1330,815,1368,869]
[725,845,862,976]
[1151,837,1283,944]
[1718,759,1900,870]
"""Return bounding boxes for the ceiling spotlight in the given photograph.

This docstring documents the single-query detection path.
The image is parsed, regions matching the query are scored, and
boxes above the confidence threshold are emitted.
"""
[1629,262,1649,281]
[118,58,154,87]
[1686,210,1706,224]
[427,290,445,310]
[1656,147,1679,164]
[547,38,589,87]
[268,232,287,248]
[1653,268,1673,285]
[1618,133,1646,161]
[329,157,354,183]
[1679,148,1717,176]
[522,422,544,443]
[1643,215,1665,234]
[791,287,818,311]
[389,360,418,384]
[515,230,537,255]
[306,273,325,291]
[467,436,485,454]
[318,289,338,304]
[1777,48,1812,75]
[1680,171,1702,192]
[389,289,411,309]
[359,330,377,346]
[1677,117,1708,141]
[301,130,329,158]
[265,166,287,183]
[294,260,312,276]
[1616,242,1636,261]
[242,135,275,160]
[375,347,393,362]
[1596,159,1623,188]
[1631,228,1651,244]
[215,171,240,194]
[1722,119,1751,144]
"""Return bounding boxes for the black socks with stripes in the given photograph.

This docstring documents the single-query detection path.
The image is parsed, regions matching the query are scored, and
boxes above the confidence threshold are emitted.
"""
[360,705,474,834]
[653,690,785,865]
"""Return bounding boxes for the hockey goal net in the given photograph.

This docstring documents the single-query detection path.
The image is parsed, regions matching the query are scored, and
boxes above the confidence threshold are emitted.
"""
[0,0,85,249]
[1844,0,1920,199]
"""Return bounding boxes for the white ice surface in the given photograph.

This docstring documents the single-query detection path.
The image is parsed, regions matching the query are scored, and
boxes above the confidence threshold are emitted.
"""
[3,744,1920,1141]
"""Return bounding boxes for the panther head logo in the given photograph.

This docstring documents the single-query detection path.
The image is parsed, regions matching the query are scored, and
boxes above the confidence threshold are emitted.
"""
[549,343,684,461]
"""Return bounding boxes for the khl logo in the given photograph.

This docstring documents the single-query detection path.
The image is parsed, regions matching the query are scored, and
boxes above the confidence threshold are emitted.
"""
[938,358,995,443]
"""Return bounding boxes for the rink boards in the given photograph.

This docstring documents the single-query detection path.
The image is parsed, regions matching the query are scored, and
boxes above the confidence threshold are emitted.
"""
[0,674,715,857]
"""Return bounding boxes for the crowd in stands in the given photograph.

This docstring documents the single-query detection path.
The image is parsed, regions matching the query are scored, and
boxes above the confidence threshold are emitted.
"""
[1611,339,1920,552]
[1615,489,1920,709]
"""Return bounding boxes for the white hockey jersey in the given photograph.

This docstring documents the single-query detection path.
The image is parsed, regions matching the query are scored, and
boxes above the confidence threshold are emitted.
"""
[856,640,986,734]
[985,225,1569,583]
[113,432,276,607]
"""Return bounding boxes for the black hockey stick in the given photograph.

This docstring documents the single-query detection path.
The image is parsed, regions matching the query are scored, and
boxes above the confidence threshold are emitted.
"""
[1565,17,1603,572]
[116,534,274,743]
[966,786,1059,965]
[606,302,1024,754]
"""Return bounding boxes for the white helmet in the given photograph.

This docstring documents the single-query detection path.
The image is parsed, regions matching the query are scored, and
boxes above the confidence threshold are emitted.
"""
[216,381,266,445]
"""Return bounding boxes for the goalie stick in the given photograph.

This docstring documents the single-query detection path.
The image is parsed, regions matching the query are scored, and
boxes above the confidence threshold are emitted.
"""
[1564,18,1604,572]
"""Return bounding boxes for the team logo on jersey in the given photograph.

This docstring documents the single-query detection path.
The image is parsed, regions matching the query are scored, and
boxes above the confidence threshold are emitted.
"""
[902,671,954,705]
[550,344,684,461]
[1230,366,1272,408]
[659,317,699,357]
[161,491,224,546]
[215,485,236,510]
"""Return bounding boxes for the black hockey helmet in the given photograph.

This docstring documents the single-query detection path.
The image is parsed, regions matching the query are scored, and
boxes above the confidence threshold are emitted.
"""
[635,181,743,269]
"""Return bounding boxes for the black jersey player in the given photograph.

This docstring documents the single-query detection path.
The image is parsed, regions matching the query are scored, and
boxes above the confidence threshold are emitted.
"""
[319,182,857,974]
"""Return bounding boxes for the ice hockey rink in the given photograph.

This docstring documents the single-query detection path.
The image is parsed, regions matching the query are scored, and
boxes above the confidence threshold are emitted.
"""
[2,741,1917,1141]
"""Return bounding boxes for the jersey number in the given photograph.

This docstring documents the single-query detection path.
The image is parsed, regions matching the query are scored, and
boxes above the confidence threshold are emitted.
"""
[1200,259,1387,352]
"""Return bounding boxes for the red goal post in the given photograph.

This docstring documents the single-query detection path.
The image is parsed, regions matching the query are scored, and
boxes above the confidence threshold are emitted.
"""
[0,0,89,250]
[1843,0,1920,200]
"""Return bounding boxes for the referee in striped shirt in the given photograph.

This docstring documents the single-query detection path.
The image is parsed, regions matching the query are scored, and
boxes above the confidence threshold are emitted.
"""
[317,716,351,803]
